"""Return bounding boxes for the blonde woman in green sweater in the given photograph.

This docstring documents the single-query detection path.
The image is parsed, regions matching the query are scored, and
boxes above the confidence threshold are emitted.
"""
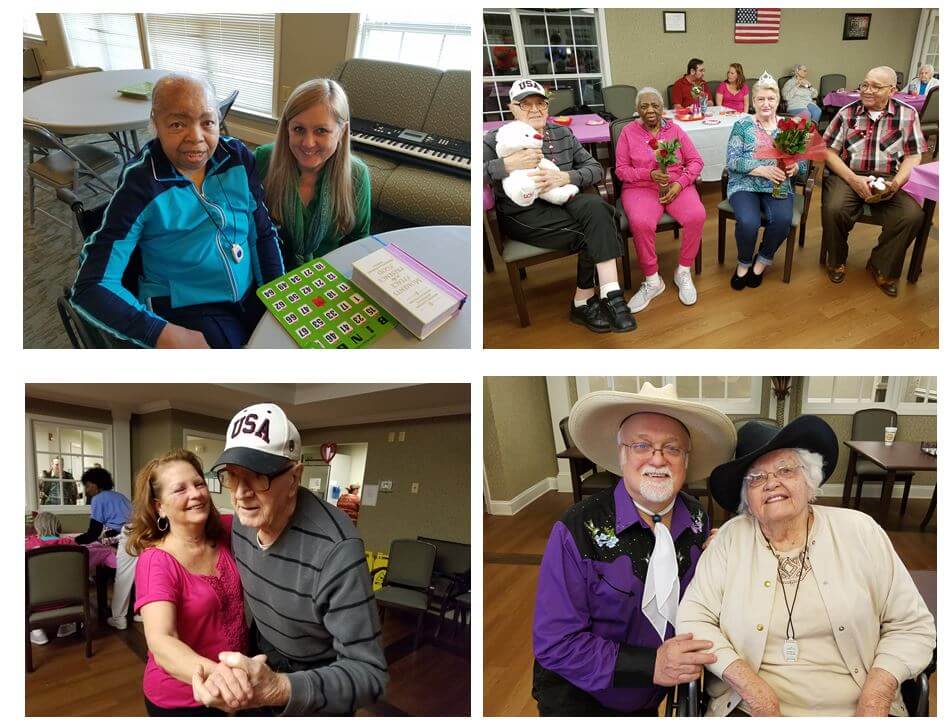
[255,79,371,269]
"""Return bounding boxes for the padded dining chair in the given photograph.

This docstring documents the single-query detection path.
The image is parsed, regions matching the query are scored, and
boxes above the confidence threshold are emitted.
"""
[818,73,847,108]
[372,539,436,650]
[547,88,576,116]
[602,84,638,120]
[849,408,915,514]
[717,163,819,283]
[26,545,93,672]
[558,416,619,502]
[416,537,470,638]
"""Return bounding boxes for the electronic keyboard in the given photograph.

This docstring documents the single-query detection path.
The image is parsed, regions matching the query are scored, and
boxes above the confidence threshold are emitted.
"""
[350,117,470,178]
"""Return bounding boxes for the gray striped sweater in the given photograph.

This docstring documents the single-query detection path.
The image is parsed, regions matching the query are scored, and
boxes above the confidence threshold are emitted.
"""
[232,489,387,715]
[483,119,604,214]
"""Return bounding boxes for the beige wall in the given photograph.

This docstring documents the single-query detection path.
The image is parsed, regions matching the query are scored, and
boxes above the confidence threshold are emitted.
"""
[302,415,470,553]
[605,9,921,94]
[483,377,558,502]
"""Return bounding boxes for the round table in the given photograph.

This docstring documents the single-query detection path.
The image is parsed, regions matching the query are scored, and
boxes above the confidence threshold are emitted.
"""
[24,68,168,157]
[247,225,470,349]
[663,107,748,182]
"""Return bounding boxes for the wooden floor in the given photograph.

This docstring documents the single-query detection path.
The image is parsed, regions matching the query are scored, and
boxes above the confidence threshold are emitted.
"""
[484,163,939,348]
[26,598,470,716]
[483,490,936,716]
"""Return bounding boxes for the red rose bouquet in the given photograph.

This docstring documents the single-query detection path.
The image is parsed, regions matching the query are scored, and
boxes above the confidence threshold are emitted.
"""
[754,115,827,198]
[651,137,681,196]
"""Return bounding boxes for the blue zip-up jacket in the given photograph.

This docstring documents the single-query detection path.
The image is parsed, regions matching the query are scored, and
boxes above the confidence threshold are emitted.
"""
[71,136,285,347]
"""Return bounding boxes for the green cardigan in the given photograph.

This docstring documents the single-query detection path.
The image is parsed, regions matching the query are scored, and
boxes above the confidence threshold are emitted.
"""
[253,143,371,267]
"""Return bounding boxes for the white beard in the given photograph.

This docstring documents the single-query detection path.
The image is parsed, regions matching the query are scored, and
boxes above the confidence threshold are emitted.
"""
[638,466,675,503]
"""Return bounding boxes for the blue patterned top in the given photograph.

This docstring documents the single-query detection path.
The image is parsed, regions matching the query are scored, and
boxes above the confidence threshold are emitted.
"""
[726,116,805,198]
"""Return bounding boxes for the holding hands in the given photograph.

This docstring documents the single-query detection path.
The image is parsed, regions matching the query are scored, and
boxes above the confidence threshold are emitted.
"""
[193,652,290,713]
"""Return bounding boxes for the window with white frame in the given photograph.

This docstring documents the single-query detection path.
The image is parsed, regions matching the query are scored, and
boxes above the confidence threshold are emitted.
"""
[31,418,112,509]
[61,13,143,70]
[911,9,938,77]
[356,12,470,71]
[483,8,607,122]
[144,14,277,117]
[802,376,935,414]
[576,377,761,414]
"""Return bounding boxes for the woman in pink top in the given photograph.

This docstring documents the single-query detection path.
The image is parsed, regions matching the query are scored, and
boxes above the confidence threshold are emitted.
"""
[127,449,251,716]
[716,63,750,114]
[615,87,706,313]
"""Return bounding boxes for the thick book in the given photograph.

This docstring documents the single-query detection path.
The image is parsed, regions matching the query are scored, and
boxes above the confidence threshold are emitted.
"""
[350,243,467,340]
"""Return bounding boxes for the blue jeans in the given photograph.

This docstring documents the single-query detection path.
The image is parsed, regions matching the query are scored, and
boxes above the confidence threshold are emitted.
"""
[729,191,794,267]
[787,103,821,123]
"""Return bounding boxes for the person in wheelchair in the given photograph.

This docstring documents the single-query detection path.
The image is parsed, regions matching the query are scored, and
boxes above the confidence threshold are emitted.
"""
[531,384,736,715]
[71,73,285,348]
[677,416,935,716]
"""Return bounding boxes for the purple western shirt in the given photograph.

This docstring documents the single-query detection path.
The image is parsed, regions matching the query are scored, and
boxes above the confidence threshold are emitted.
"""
[532,481,708,712]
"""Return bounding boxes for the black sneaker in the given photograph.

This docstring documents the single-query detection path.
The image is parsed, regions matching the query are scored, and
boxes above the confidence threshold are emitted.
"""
[569,297,611,333]
[602,290,637,333]
[746,267,764,288]
[730,268,749,290]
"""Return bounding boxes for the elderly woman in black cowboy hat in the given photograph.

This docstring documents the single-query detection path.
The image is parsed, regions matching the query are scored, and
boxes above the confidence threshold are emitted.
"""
[676,415,935,716]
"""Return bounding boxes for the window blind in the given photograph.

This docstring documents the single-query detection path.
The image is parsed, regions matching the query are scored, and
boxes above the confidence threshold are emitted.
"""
[144,13,276,117]
[61,13,143,70]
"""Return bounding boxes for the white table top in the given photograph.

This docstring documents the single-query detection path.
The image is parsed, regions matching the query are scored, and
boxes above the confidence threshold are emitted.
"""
[247,225,471,349]
[23,68,168,135]
[663,107,748,183]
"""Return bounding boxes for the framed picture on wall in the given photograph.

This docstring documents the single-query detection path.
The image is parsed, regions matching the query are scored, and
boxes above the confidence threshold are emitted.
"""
[663,11,686,33]
[842,13,871,40]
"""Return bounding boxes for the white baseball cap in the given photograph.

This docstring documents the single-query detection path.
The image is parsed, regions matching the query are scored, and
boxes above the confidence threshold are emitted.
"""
[510,78,549,103]
[212,403,301,476]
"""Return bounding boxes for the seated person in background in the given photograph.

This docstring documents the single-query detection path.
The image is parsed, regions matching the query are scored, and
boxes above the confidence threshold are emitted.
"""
[532,384,735,715]
[615,87,705,312]
[902,63,938,97]
[337,484,361,524]
[75,466,131,544]
[483,79,636,334]
[129,449,250,715]
[71,73,285,349]
[725,74,801,290]
[255,79,371,270]
[671,58,711,109]
[782,64,821,123]
[716,63,750,114]
[821,66,925,296]
[677,416,935,716]
[26,512,78,645]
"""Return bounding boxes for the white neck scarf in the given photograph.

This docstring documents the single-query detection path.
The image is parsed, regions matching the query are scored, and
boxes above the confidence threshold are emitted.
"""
[632,496,679,640]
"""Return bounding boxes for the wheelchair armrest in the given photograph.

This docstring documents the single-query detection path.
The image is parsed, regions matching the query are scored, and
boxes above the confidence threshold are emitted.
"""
[687,678,700,716]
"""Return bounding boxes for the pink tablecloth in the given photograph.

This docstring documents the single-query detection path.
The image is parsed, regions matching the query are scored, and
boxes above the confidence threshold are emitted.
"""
[822,91,925,112]
[902,162,938,207]
[483,114,610,144]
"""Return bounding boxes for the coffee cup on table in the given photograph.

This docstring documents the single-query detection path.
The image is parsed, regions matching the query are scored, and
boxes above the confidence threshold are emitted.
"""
[884,426,897,445]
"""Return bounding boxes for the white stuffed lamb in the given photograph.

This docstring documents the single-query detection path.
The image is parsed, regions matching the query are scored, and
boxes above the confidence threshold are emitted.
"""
[495,120,579,207]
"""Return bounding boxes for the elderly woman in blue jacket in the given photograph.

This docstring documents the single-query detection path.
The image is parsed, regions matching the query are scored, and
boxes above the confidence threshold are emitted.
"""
[71,74,285,348]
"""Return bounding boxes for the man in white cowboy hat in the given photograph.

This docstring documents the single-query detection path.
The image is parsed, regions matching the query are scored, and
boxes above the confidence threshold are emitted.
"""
[191,403,386,714]
[532,382,736,715]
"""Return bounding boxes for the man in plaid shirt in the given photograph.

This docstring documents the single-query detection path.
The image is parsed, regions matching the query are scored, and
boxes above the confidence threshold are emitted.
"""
[821,66,926,296]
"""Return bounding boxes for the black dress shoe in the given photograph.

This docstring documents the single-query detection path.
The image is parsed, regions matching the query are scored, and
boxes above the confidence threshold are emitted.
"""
[746,267,764,288]
[827,264,847,283]
[730,268,749,290]
[601,290,637,333]
[866,260,898,297]
[569,297,611,333]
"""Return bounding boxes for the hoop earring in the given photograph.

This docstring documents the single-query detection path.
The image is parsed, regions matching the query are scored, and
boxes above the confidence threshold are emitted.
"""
[157,516,169,532]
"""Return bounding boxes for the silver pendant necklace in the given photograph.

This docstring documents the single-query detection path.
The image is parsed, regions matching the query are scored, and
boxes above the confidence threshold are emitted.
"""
[767,513,811,663]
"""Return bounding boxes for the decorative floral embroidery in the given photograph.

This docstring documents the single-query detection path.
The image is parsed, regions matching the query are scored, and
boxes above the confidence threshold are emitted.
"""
[690,511,704,534]
[585,520,619,549]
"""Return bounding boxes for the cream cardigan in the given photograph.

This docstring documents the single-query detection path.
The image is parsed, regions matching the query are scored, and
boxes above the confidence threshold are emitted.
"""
[676,505,935,716]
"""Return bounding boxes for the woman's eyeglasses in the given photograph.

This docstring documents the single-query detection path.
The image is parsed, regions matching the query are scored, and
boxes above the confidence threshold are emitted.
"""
[743,464,803,488]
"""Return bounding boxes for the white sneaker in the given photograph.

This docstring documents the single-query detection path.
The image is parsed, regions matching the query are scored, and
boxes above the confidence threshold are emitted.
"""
[674,268,697,306]
[56,623,78,638]
[107,616,128,630]
[627,278,666,313]
[30,628,49,645]
[133,614,143,623]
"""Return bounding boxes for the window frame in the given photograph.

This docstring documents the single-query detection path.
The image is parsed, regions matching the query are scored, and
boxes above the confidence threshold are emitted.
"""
[355,13,471,71]
[800,376,936,415]
[482,8,611,122]
[26,413,113,516]
[909,9,939,79]
[575,376,763,415]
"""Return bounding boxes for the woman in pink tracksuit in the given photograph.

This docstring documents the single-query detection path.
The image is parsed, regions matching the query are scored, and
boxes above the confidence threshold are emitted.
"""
[616,87,706,313]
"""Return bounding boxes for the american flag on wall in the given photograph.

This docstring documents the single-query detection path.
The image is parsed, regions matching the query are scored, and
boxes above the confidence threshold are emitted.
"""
[734,8,782,43]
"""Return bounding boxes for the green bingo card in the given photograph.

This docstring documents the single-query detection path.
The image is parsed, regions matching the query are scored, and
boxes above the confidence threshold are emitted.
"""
[256,258,395,348]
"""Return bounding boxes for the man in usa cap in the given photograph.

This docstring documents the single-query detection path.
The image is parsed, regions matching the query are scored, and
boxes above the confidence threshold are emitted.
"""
[192,403,387,714]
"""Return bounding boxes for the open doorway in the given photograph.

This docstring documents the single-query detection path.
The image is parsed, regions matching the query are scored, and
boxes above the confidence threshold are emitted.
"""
[301,442,368,525]
[183,430,229,512]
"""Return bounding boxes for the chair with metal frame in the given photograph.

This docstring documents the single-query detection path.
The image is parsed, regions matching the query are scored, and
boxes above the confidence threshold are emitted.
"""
[218,89,240,136]
[26,544,93,672]
[416,536,470,638]
[372,539,437,650]
[848,408,915,515]
[24,122,119,242]
[547,88,576,116]
[716,162,819,283]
